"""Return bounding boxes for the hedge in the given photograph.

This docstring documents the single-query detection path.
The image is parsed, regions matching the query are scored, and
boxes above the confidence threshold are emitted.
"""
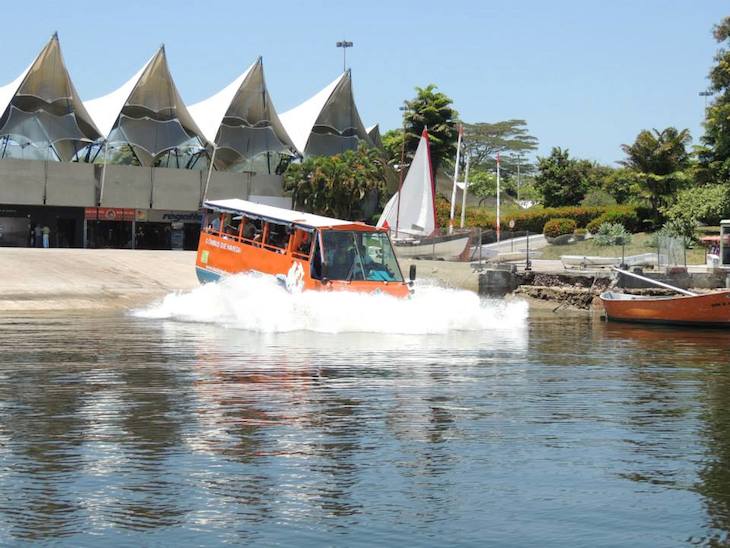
[435,199,639,234]
[543,218,577,238]
[586,208,640,234]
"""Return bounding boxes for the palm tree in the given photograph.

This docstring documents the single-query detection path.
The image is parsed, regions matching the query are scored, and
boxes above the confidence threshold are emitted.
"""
[403,84,458,174]
[620,127,691,218]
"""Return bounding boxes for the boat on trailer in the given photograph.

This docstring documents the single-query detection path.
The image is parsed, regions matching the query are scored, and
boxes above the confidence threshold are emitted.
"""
[377,128,470,260]
[196,199,413,298]
[600,267,730,326]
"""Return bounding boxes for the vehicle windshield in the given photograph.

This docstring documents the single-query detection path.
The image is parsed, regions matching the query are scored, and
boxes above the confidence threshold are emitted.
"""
[321,230,403,282]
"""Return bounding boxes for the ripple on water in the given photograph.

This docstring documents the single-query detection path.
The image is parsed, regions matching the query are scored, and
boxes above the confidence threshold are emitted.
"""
[0,308,728,545]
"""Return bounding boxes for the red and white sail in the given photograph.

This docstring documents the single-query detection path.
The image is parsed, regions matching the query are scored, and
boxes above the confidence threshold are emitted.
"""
[377,128,437,237]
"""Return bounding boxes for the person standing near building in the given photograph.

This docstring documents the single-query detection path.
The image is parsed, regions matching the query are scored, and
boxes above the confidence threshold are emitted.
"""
[34,224,42,248]
[42,225,50,248]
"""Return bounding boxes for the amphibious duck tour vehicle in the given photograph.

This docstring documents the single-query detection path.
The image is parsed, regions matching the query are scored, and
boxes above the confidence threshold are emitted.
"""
[196,199,414,298]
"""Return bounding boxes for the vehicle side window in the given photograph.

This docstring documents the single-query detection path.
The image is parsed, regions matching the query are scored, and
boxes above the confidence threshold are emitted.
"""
[292,229,312,258]
[265,222,289,252]
[242,217,262,245]
[311,234,322,279]
[224,215,241,237]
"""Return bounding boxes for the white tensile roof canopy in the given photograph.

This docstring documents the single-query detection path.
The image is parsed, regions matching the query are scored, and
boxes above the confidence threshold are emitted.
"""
[84,46,207,166]
[279,70,372,157]
[188,57,295,170]
[367,124,383,149]
[0,33,101,161]
[377,129,437,237]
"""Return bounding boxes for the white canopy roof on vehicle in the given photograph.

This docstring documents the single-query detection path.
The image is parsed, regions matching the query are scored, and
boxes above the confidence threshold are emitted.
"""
[0,33,101,160]
[279,70,371,157]
[205,198,369,229]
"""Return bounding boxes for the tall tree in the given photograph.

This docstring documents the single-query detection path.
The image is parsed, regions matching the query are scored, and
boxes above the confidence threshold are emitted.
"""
[402,84,458,174]
[534,147,595,207]
[462,120,538,173]
[620,127,691,217]
[698,16,730,183]
[381,128,404,169]
[283,144,387,220]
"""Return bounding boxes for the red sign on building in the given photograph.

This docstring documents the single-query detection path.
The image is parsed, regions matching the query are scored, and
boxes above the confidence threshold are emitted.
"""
[84,208,136,221]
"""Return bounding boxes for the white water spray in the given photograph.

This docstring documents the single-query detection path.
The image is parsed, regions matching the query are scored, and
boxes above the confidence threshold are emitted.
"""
[134,273,528,334]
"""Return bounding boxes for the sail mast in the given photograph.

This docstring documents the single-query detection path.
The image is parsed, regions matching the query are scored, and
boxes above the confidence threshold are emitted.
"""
[422,127,438,233]
[449,124,463,233]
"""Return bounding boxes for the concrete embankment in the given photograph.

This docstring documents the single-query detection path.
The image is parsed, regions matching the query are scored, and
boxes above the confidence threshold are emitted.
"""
[0,249,199,311]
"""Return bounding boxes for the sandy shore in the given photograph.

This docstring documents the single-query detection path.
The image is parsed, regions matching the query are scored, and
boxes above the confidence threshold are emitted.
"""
[0,250,485,311]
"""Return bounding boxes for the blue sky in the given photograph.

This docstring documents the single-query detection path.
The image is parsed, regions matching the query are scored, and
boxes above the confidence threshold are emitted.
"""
[1,0,726,165]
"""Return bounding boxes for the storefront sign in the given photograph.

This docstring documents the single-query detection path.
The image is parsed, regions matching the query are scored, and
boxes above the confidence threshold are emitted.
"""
[135,209,202,224]
[85,207,135,221]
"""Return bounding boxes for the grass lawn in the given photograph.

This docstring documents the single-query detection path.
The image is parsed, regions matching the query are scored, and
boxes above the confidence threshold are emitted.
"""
[538,232,707,265]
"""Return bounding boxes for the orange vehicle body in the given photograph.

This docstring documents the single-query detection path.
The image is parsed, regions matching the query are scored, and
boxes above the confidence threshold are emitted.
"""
[600,290,730,326]
[195,199,411,298]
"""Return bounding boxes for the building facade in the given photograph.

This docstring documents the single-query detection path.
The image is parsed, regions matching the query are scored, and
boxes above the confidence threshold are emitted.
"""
[0,35,378,250]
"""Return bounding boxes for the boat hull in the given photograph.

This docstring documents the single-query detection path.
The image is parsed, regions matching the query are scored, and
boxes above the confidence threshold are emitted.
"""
[600,290,730,326]
[394,235,470,260]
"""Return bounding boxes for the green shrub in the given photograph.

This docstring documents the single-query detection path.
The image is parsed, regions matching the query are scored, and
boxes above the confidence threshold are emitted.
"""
[586,216,604,234]
[575,228,587,236]
[585,207,640,234]
[594,223,632,246]
[543,218,577,238]
[598,208,640,232]
[581,189,617,207]
[664,184,730,227]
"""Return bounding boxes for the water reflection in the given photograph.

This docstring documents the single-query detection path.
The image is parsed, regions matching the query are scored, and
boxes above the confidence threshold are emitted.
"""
[1,311,730,545]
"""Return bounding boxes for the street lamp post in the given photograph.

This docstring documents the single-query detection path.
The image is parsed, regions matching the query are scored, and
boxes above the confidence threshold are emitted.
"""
[336,40,353,72]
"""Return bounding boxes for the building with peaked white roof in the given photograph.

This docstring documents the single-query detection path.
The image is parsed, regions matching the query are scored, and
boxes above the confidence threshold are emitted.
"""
[0,40,391,250]
[84,46,207,168]
[279,70,372,158]
[0,33,101,162]
[367,124,383,149]
[189,57,295,174]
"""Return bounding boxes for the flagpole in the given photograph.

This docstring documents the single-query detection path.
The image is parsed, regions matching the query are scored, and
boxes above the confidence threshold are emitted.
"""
[460,155,470,229]
[448,124,463,233]
[394,106,408,239]
[496,152,501,243]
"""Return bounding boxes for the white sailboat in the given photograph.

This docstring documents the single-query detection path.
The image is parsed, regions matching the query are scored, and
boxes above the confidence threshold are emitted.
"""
[377,128,470,259]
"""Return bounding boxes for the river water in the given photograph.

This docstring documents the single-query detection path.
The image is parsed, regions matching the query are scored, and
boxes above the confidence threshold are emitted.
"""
[1,276,730,546]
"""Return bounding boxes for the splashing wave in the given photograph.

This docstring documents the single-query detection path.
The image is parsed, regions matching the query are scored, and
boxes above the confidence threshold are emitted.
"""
[134,273,528,334]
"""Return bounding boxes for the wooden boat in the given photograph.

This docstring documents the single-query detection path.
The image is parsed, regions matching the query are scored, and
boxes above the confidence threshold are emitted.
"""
[196,198,412,298]
[377,128,470,260]
[600,290,730,326]
[600,267,730,326]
